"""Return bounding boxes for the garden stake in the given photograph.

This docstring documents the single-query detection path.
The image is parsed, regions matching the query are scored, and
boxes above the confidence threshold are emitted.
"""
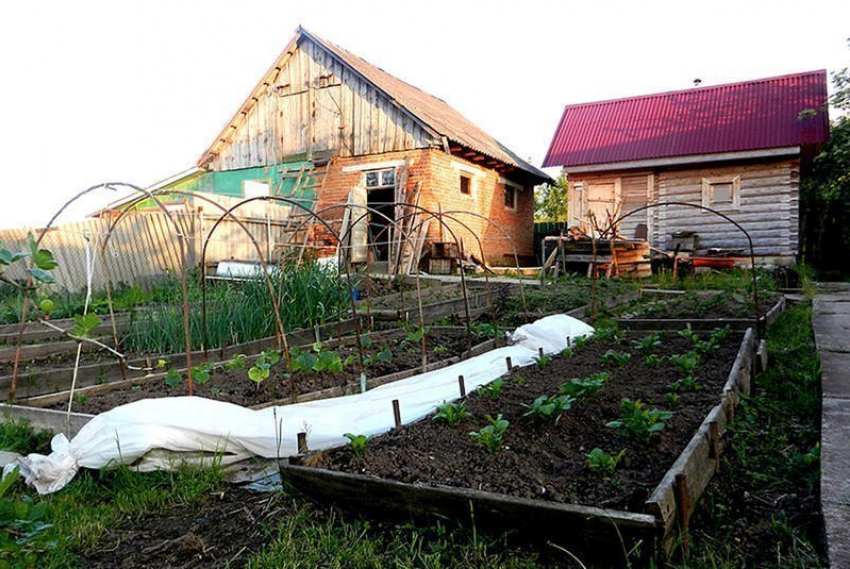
[392,399,402,429]
[674,472,692,557]
[709,421,721,473]
[505,356,512,371]
[566,336,571,348]
[458,375,466,398]
[538,347,544,359]
[360,372,367,394]
[297,432,308,454]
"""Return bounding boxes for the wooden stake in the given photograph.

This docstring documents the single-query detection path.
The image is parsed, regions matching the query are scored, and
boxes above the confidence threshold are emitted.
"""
[708,421,721,473]
[297,432,308,454]
[458,375,466,398]
[505,356,512,371]
[538,347,544,359]
[392,399,402,428]
[675,473,691,557]
[566,336,572,348]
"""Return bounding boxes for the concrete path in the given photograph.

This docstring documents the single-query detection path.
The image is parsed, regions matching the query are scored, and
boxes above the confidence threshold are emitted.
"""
[814,286,850,566]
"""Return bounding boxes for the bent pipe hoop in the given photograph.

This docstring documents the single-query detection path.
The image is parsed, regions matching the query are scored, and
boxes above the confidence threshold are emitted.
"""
[607,201,760,324]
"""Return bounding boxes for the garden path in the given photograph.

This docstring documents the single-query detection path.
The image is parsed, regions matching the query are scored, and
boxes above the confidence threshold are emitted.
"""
[814,285,850,567]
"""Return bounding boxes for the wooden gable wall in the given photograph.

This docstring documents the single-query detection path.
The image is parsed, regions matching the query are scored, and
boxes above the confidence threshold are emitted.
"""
[207,37,440,171]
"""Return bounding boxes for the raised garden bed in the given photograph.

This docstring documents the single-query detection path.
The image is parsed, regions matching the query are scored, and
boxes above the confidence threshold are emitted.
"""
[17,326,495,415]
[617,290,786,331]
[281,325,758,563]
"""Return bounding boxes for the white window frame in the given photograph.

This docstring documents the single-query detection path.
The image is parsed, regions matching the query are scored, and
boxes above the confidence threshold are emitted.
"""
[451,161,483,200]
[701,175,741,208]
[362,167,397,190]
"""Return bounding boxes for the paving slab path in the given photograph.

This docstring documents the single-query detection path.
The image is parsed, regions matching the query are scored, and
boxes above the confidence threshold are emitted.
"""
[814,285,850,567]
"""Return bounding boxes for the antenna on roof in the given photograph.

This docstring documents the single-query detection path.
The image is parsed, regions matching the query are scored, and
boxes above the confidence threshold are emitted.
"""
[693,78,703,87]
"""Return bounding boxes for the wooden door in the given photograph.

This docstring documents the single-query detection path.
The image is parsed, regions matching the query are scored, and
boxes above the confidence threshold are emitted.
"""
[582,179,620,234]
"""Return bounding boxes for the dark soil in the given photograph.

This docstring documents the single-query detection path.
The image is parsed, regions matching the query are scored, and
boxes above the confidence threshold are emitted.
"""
[79,487,283,568]
[316,329,743,513]
[50,329,482,414]
[619,291,783,321]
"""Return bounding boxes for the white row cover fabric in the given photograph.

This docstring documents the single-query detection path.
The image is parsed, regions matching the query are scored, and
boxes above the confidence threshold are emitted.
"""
[6,314,593,494]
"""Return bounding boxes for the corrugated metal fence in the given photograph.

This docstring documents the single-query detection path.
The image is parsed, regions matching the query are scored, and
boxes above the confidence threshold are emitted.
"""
[0,198,300,292]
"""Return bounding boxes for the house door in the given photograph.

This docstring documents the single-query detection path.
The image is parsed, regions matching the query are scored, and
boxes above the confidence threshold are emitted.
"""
[582,179,620,234]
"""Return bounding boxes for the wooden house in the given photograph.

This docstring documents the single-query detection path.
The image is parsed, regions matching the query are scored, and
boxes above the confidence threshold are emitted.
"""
[155,27,550,269]
[543,71,830,263]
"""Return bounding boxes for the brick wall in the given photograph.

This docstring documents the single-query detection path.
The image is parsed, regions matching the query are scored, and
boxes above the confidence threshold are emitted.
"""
[313,148,534,266]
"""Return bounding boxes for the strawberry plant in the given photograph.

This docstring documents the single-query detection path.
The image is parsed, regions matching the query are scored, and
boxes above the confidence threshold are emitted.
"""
[559,372,608,399]
[606,399,673,442]
[523,394,574,421]
[343,433,371,457]
[586,447,626,476]
[600,349,632,367]
[469,414,509,453]
[433,402,471,426]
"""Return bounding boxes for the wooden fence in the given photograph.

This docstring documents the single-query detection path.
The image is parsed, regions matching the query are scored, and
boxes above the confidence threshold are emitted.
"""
[0,197,302,292]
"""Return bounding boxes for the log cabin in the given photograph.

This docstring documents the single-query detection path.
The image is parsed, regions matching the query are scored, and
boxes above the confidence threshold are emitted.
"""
[543,71,830,264]
[134,27,551,270]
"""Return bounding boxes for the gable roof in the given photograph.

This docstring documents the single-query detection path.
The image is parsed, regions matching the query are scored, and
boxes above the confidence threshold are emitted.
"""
[199,27,550,183]
[543,70,830,169]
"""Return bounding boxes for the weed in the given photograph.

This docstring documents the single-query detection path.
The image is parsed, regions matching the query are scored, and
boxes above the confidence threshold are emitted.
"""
[512,374,527,386]
[606,399,673,442]
[433,402,471,426]
[469,414,509,453]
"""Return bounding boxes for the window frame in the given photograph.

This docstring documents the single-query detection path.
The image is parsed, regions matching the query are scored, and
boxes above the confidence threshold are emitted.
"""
[500,177,522,212]
[701,175,741,208]
[242,179,272,198]
[363,167,397,190]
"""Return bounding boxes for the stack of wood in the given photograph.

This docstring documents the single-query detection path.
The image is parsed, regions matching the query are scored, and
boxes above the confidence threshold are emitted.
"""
[541,236,651,280]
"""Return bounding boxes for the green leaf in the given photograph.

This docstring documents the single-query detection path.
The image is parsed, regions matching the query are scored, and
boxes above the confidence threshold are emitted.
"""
[377,348,393,363]
[72,313,101,337]
[164,369,182,388]
[296,351,318,372]
[248,366,269,383]
[0,248,29,266]
[38,298,55,313]
[26,268,55,284]
[32,248,58,271]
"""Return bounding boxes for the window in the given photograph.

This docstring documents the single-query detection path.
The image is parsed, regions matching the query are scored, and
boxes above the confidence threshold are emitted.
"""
[365,167,396,189]
[504,185,516,209]
[701,176,741,208]
[460,173,472,195]
[243,180,270,198]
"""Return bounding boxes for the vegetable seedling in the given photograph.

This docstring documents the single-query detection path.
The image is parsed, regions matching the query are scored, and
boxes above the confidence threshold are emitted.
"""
[631,333,662,354]
[164,369,182,389]
[606,399,673,442]
[523,394,574,422]
[343,433,371,458]
[479,378,504,400]
[559,372,608,400]
[601,349,632,367]
[586,448,626,476]
[469,414,509,453]
[433,402,471,426]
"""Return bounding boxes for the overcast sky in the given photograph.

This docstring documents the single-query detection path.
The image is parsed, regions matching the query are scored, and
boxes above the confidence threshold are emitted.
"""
[0,0,847,230]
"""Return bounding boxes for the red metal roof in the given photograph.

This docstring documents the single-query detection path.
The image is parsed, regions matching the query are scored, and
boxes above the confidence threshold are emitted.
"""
[543,71,830,168]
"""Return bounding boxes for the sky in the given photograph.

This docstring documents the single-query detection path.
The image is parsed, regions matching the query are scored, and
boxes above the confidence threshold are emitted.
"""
[0,0,847,230]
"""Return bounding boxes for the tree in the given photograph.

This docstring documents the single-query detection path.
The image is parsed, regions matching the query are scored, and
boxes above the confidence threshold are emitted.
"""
[801,52,850,278]
[534,174,569,222]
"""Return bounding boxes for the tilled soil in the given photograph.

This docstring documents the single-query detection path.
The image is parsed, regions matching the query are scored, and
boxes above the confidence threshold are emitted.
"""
[316,330,743,512]
[620,291,783,320]
[51,330,481,414]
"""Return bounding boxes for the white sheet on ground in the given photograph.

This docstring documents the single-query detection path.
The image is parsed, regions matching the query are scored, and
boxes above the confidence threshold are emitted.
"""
[6,314,593,494]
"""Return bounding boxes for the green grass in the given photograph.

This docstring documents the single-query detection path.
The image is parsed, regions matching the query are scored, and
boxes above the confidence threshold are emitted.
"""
[673,303,824,567]
[647,267,779,293]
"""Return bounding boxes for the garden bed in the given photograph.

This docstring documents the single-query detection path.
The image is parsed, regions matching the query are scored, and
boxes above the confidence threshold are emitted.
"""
[282,325,758,562]
[617,290,785,331]
[21,327,495,415]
